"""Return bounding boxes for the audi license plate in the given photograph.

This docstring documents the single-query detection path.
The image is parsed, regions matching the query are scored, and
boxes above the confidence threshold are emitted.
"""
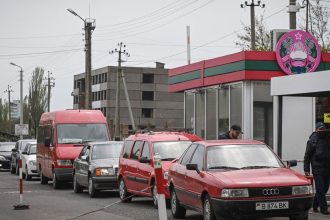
[256,201,289,210]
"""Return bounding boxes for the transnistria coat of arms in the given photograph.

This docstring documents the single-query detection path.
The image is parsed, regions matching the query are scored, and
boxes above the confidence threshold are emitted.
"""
[275,30,321,75]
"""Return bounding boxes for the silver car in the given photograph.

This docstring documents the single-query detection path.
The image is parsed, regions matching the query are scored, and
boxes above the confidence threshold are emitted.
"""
[73,141,123,197]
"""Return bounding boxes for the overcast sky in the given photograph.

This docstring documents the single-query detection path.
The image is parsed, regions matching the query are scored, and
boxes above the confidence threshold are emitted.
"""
[0,0,328,111]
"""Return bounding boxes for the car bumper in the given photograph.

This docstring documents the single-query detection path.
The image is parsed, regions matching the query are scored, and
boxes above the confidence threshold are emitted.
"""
[27,165,39,176]
[210,196,313,219]
[54,168,73,182]
[92,176,118,190]
[0,160,11,169]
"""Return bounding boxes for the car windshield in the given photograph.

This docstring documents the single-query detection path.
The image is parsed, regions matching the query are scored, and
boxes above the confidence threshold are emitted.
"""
[206,144,283,170]
[0,144,14,152]
[29,144,36,154]
[91,142,123,160]
[153,141,192,160]
[57,124,109,144]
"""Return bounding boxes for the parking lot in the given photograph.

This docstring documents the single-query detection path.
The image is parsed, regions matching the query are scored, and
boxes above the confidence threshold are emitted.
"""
[0,170,328,220]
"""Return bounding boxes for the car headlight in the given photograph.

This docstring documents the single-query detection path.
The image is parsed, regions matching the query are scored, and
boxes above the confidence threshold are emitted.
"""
[95,167,115,176]
[57,160,72,166]
[292,185,313,195]
[0,155,6,161]
[221,188,249,198]
[29,160,36,166]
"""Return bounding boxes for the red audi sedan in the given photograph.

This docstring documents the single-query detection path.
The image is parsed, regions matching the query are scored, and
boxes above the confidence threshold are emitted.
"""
[167,140,313,220]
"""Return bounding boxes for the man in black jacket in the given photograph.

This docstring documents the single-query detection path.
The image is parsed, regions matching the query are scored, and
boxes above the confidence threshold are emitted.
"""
[218,124,243,139]
[304,122,330,215]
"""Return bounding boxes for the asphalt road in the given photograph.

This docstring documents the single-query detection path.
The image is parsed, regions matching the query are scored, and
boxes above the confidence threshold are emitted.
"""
[0,170,328,220]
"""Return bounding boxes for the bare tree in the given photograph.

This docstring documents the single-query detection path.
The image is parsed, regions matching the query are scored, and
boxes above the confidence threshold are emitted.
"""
[235,15,271,51]
[302,1,330,52]
[28,67,47,138]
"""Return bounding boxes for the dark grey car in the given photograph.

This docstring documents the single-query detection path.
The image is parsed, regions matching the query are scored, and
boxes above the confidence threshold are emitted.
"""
[0,142,15,170]
[73,141,123,197]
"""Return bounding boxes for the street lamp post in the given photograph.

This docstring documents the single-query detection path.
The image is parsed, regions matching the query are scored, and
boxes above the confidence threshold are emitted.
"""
[10,62,23,140]
[67,8,95,110]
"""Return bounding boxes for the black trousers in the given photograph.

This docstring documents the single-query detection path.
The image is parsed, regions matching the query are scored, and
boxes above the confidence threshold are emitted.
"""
[313,174,330,211]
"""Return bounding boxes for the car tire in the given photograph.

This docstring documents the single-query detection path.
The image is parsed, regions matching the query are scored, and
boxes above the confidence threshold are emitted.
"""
[119,178,132,202]
[152,183,158,208]
[88,176,98,198]
[25,166,31,181]
[170,188,186,219]
[52,172,61,189]
[203,195,216,220]
[10,163,15,174]
[73,173,83,193]
[289,211,308,220]
[40,170,48,185]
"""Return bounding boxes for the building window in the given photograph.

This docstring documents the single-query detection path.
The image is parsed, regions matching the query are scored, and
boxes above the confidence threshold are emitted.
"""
[230,83,242,133]
[142,108,153,118]
[185,91,194,132]
[142,74,154,83]
[218,85,229,135]
[142,91,154,101]
[196,90,205,138]
[206,88,217,140]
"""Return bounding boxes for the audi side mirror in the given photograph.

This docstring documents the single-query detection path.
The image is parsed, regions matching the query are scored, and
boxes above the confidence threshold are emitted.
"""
[287,160,297,168]
[186,163,200,174]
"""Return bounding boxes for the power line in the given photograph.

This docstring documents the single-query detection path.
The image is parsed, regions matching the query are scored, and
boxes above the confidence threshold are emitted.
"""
[0,49,82,58]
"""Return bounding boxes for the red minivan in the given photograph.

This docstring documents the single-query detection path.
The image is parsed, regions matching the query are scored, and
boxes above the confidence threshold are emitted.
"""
[117,131,201,207]
[37,110,110,189]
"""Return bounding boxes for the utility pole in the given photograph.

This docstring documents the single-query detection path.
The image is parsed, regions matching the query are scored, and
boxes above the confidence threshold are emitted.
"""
[110,42,135,140]
[241,0,265,51]
[45,71,55,112]
[67,8,95,109]
[301,0,310,32]
[288,0,298,29]
[4,85,14,134]
[10,62,24,140]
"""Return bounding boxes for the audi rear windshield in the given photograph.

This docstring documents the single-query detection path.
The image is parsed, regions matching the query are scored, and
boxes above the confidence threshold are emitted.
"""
[57,124,109,144]
[153,141,191,160]
[206,144,284,170]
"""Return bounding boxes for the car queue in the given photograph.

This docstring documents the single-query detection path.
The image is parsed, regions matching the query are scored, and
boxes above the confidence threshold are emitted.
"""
[3,109,317,220]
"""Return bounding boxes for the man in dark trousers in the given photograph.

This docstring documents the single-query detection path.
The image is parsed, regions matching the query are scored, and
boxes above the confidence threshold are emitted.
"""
[218,124,243,139]
[304,122,330,215]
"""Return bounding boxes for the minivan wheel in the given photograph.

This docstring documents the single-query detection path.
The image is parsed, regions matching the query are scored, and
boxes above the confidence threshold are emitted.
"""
[170,188,186,219]
[40,171,48,184]
[25,166,31,181]
[73,173,83,193]
[203,195,216,220]
[52,172,61,189]
[88,176,98,197]
[119,178,132,202]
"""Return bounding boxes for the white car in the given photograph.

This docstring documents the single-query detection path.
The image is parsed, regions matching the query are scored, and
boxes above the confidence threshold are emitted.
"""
[21,142,38,180]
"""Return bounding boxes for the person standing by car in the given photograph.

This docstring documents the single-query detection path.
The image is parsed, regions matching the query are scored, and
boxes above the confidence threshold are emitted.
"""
[218,124,243,139]
[304,122,330,215]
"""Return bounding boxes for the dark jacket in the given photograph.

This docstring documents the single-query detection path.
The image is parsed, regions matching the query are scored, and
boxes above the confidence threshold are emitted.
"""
[303,131,330,175]
[218,131,231,140]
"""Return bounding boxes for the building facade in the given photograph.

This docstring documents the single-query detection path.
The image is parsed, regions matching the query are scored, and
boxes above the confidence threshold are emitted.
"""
[72,62,184,137]
[168,51,330,148]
